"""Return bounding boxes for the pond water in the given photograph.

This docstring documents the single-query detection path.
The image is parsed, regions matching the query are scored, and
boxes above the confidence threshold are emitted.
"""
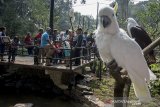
[0,93,85,107]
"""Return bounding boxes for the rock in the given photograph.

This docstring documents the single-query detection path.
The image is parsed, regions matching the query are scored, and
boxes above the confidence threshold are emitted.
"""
[82,91,93,95]
[57,84,68,90]
[84,67,91,72]
[77,84,92,91]
[84,95,106,107]
[14,103,33,107]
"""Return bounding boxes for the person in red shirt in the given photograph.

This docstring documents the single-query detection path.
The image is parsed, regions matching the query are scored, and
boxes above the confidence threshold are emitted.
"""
[34,28,43,64]
[34,28,43,45]
[53,41,62,64]
[24,32,33,55]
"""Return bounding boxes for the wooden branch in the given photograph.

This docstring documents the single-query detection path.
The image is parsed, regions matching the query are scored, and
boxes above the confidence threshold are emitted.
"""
[107,61,125,107]
[143,36,160,55]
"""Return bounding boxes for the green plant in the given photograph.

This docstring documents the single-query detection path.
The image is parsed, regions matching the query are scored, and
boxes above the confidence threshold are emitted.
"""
[150,63,160,96]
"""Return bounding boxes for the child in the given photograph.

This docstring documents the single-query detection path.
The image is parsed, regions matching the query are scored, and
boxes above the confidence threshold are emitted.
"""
[53,41,62,64]
[8,36,19,63]
[63,41,71,67]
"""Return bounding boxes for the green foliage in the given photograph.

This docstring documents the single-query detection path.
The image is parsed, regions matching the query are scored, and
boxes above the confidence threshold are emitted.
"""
[116,0,160,39]
[118,18,127,30]
[90,60,108,78]
[150,63,160,97]
[0,0,96,37]
[0,0,46,36]
[73,12,96,33]
[135,0,160,39]
[88,78,115,101]
[150,79,160,96]
[150,64,160,73]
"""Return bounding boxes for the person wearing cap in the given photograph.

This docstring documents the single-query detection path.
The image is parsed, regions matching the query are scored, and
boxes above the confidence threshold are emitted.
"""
[40,27,55,66]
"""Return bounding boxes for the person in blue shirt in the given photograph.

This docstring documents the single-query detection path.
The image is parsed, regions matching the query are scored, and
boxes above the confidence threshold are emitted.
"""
[40,27,55,66]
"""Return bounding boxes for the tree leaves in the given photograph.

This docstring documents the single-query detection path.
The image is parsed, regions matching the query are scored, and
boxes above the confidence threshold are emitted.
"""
[0,0,96,36]
[135,0,160,39]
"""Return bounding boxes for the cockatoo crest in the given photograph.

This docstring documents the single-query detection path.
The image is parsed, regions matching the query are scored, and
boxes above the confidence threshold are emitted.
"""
[98,6,119,35]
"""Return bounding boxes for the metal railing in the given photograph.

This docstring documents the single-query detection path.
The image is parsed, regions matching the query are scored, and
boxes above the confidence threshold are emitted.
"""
[0,43,98,70]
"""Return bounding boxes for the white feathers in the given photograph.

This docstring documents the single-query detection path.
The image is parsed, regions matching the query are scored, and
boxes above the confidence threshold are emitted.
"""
[148,68,157,80]
[95,6,156,103]
[97,7,119,35]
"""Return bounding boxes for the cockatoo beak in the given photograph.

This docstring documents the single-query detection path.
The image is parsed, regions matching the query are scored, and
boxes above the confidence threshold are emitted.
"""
[100,16,111,28]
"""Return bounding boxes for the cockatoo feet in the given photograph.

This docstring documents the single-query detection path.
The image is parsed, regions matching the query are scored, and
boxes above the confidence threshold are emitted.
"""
[107,60,122,73]
[107,60,118,69]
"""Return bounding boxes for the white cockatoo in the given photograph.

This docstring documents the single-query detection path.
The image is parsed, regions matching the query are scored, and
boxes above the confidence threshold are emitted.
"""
[95,6,156,103]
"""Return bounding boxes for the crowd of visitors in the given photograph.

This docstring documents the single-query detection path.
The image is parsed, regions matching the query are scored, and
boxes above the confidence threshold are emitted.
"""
[36,27,95,66]
[0,26,96,66]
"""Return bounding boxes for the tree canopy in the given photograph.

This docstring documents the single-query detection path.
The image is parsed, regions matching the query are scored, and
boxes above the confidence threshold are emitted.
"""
[0,0,95,37]
[126,0,160,39]
[0,0,159,39]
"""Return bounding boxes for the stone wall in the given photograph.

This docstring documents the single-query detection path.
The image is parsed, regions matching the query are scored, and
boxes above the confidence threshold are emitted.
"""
[0,64,63,96]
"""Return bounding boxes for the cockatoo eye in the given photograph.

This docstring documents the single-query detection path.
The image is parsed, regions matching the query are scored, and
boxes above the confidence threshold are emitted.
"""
[100,15,111,28]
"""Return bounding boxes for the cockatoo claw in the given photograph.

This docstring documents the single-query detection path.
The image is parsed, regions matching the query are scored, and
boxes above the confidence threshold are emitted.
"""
[107,60,117,69]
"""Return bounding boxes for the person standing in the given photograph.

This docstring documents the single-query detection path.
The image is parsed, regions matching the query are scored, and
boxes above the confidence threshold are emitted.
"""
[34,28,43,64]
[34,28,43,45]
[63,30,73,67]
[40,27,55,66]
[82,31,88,62]
[73,28,83,66]
[63,30,70,41]
[52,29,58,42]
[8,36,19,63]
[24,32,33,55]
[0,27,6,61]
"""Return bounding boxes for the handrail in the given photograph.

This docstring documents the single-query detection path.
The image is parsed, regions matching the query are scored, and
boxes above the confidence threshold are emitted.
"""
[1,43,97,71]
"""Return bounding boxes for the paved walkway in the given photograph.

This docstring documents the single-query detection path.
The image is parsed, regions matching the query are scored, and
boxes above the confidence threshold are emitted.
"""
[4,56,34,65]
[2,56,76,70]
